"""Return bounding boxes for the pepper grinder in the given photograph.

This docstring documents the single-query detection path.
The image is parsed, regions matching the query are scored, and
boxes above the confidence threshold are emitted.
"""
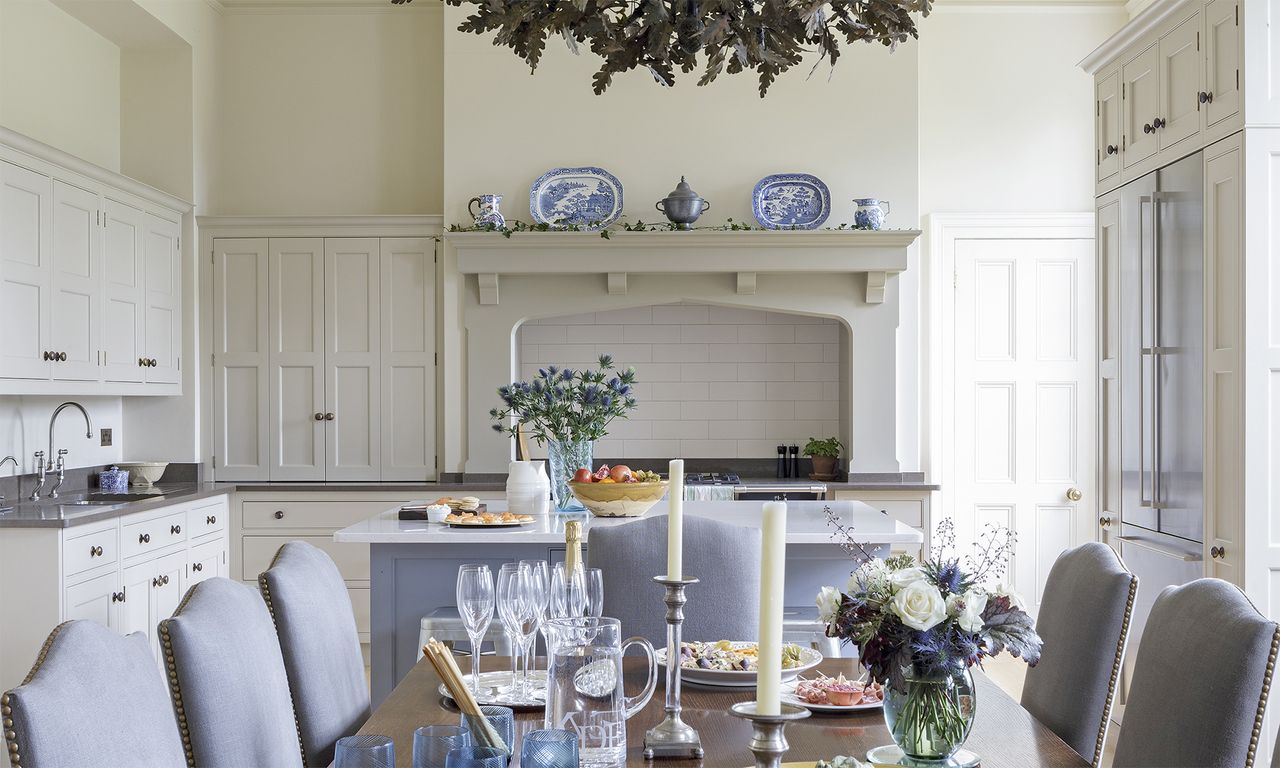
[788,445,800,479]
[776,445,787,478]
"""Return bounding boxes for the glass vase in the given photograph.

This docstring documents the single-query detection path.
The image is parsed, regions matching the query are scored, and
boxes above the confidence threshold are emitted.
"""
[547,439,592,512]
[882,666,976,762]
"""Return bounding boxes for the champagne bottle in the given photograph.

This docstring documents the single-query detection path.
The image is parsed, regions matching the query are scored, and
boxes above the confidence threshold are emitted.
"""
[565,519,583,574]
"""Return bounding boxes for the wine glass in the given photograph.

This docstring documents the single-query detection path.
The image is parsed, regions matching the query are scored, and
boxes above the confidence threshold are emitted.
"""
[520,559,551,688]
[583,567,605,618]
[456,564,494,696]
[549,562,585,619]
[496,563,538,700]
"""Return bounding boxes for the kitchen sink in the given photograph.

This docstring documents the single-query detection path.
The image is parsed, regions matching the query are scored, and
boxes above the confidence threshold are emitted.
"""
[70,492,166,504]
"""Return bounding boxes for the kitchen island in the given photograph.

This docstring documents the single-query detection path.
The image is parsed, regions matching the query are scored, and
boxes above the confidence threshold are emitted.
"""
[336,499,922,704]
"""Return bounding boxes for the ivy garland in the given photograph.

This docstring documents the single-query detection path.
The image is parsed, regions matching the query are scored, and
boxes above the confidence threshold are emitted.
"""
[393,0,931,97]
[448,218,884,239]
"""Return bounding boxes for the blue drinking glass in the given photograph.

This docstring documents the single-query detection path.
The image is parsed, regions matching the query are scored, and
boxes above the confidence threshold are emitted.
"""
[444,745,505,768]
[413,725,471,768]
[458,706,514,755]
[519,729,579,768]
[334,734,395,768]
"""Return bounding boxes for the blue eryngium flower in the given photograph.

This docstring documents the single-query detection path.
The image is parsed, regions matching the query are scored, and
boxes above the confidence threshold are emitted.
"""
[935,560,963,594]
[561,368,574,381]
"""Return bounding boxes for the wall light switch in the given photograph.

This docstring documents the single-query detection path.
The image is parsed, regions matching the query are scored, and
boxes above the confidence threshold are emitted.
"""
[100,428,112,447]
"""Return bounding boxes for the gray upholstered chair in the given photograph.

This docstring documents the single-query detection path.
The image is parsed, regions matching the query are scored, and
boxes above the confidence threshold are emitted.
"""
[588,513,760,644]
[1,620,186,768]
[1021,542,1137,767]
[259,541,369,767]
[1112,578,1279,768]
[160,577,304,768]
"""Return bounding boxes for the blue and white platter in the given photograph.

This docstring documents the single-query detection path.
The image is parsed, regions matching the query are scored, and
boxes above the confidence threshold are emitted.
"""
[751,173,831,229]
[529,167,624,230]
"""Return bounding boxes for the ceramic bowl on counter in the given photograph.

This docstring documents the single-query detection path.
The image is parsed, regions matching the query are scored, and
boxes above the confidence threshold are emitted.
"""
[115,462,168,487]
[569,480,668,517]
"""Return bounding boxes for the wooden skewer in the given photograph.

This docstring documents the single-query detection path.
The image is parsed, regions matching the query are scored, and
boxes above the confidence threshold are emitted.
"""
[423,638,509,753]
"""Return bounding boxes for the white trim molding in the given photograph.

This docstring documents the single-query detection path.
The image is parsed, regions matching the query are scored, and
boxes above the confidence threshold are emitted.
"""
[197,215,443,238]
[1078,0,1196,72]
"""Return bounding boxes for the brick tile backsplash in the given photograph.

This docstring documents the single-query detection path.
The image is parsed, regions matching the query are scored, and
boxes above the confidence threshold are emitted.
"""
[519,302,843,459]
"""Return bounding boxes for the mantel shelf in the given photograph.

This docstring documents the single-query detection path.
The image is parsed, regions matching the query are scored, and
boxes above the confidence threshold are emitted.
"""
[446,228,920,305]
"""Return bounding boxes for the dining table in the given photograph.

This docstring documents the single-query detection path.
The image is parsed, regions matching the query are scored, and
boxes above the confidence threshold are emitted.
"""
[357,655,1089,767]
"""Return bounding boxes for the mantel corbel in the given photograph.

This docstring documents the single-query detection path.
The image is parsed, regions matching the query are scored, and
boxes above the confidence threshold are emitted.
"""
[865,272,888,304]
[478,273,499,305]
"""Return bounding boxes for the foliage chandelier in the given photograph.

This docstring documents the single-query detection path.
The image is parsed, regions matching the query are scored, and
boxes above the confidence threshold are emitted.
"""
[392,1,932,97]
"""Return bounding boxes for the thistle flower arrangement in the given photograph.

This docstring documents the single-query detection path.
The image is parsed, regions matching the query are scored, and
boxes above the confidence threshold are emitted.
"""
[490,354,638,444]
[816,519,1043,694]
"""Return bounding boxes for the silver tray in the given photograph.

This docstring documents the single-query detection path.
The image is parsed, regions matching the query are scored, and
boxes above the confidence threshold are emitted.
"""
[437,670,547,710]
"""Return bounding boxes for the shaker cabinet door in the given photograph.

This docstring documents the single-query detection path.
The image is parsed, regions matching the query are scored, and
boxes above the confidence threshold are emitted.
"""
[101,198,146,383]
[324,238,382,481]
[380,238,436,481]
[1157,12,1202,152]
[49,180,101,382]
[1202,0,1241,130]
[212,238,271,481]
[143,213,181,386]
[0,159,52,380]
[269,238,326,481]
[1096,72,1122,183]
[1122,44,1160,168]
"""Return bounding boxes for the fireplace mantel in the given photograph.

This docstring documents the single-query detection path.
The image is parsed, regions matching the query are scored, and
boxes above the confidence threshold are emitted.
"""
[445,228,921,305]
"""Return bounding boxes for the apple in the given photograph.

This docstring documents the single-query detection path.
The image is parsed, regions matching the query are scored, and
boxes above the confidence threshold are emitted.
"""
[609,465,632,483]
[573,468,593,483]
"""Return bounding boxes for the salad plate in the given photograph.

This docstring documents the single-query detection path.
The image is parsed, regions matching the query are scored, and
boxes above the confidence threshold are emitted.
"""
[656,641,821,688]
[751,173,831,229]
[529,166,624,230]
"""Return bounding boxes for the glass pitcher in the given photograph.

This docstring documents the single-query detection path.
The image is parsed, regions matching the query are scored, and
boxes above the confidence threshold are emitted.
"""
[543,617,657,768]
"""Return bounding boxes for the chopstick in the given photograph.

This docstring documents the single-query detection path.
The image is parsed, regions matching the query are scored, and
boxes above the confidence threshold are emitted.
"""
[422,638,509,754]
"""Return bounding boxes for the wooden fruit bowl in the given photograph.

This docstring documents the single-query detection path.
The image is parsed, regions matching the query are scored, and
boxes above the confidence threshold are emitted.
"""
[568,480,669,517]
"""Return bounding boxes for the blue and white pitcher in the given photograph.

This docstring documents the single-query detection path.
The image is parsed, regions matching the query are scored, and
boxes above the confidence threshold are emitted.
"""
[853,198,890,230]
[468,194,506,228]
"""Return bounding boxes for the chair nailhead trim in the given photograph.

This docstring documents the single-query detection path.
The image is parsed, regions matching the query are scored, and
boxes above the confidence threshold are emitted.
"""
[258,569,309,767]
[1093,573,1137,768]
[159,622,197,768]
[1245,625,1280,768]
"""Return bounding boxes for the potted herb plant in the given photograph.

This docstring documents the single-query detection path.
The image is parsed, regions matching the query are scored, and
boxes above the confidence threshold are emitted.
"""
[491,354,638,511]
[802,437,843,479]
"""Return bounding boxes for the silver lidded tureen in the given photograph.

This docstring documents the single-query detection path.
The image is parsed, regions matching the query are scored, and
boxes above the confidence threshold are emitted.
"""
[655,176,710,230]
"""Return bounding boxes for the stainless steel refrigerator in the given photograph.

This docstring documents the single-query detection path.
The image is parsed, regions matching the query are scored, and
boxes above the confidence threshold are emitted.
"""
[1117,150,1205,693]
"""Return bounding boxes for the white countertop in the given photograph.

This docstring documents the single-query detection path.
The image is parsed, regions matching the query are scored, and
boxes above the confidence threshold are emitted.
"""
[333,499,923,545]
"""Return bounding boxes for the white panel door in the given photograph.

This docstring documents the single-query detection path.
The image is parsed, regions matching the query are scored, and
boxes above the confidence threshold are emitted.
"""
[117,560,154,640]
[269,238,326,481]
[0,159,52,380]
[212,238,270,480]
[380,238,436,480]
[1122,44,1160,168]
[101,198,146,383]
[951,236,1096,614]
[1157,12,1202,152]
[63,571,119,630]
[325,238,381,481]
[49,181,101,382]
[1201,0,1241,129]
[142,213,181,385]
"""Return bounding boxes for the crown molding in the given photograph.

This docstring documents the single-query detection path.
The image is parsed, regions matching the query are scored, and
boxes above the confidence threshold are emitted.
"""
[217,0,440,12]
[932,0,1126,12]
[1078,0,1196,72]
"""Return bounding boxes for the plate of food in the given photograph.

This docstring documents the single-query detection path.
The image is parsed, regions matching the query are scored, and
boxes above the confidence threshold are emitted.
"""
[783,672,884,712]
[445,509,536,527]
[656,640,821,688]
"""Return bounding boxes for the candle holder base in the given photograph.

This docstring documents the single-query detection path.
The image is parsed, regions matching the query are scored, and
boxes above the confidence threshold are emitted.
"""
[642,714,704,759]
[729,701,810,768]
[644,575,704,760]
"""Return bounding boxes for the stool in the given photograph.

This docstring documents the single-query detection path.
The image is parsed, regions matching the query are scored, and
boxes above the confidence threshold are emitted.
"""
[417,606,514,660]
[783,604,847,659]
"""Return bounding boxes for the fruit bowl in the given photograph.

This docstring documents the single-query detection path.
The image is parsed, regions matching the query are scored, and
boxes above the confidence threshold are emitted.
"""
[569,481,669,517]
[116,462,168,487]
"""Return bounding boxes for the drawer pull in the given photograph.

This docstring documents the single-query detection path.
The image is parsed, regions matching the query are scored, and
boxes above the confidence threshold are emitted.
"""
[192,563,203,572]
[139,533,151,544]
[89,545,103,557]
[206,515,217,525]
[274,510,285,520]
[152,574,170,588]
[111,590,125,603]
[171,524,182,535]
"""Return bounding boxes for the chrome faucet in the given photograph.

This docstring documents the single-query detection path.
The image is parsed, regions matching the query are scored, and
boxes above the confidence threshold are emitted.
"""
[49,449,69,499]
[0,455,17,507]
[32,402,93,501]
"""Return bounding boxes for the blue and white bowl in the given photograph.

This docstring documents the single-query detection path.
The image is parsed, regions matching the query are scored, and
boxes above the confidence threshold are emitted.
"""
[752,174,831,229]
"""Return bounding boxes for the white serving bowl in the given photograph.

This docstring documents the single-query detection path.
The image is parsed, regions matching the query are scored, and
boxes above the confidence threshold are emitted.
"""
[116,462,168,487]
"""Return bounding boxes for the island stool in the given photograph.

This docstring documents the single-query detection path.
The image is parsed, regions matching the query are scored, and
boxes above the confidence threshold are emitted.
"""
[783,605,844,659]
[417,607,515,661]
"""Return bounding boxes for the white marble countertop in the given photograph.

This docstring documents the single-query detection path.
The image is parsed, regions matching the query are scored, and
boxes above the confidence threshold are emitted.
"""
[333,499,923,545]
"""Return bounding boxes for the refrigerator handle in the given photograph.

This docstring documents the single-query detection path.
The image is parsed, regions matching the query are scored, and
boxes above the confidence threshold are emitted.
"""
[1137,194,1156,509]
[1118,535,1201,562]
[1152,191,1163,509]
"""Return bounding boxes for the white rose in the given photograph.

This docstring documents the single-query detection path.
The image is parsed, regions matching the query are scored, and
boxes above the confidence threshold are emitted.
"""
[889,581,948,631]
[889,566,927,590]
[946,591,988,634]
[816,586,842,624]
[989,581,1026,611]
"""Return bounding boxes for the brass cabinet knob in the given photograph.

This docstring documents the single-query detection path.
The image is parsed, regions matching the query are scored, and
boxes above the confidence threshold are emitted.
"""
[1066,487,1083,502]
[1211,545,1226,560]
[1099,516,1112,528]
[274,510,284,520]
[139,533,150,544]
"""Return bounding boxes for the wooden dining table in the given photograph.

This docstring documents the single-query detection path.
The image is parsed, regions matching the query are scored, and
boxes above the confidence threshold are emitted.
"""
[358,655,1089,767]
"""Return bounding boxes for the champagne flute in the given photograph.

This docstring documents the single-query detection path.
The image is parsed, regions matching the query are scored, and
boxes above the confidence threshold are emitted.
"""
[549,562,585,619]
[456,564,494,696]
[583,567,605,618]
[496,563,539,699]
[520,559,550,689]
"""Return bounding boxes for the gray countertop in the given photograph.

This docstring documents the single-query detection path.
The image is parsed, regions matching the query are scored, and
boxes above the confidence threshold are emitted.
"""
[0,483,235,529]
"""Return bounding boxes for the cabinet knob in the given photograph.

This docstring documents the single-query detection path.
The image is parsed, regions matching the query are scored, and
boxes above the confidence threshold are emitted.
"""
[139,533,150,544]
[1211,545,1226,560]
[325,412,335,421]
[43,351,50,361]
[314,412,324,421]
[111,590,125,603]
[1099,516,1112,528]
[274,510,285,520]
[170,524,181,535]
[138,358,146,367]
[206,515,216,525]
[1106,144,1118,155]
[192,563,203,572]
[1199,90,1214,104]
[89,545,103,557]
[150,358,157,367]
[57,352,67,362]
[1152,117,1166,129]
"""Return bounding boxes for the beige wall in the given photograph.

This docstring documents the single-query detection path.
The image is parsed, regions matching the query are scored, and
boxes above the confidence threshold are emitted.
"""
[0,0,121,171]
[214,7,444,215]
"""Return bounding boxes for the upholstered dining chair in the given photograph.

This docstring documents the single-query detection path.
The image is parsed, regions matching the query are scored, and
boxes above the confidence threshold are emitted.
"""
[1021,542,1137,767]
[259,541,369,767]
[1112,578,1280,768]
[1,620,186,768]
[160,577,304,768]
[587,513,760,644]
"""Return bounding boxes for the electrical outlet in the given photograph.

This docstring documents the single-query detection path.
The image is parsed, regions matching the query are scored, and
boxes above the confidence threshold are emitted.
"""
[100,428,112,447]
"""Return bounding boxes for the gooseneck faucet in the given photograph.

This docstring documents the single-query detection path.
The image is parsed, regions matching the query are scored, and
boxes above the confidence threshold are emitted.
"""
[30,402,92,501]
[0,455,17,507]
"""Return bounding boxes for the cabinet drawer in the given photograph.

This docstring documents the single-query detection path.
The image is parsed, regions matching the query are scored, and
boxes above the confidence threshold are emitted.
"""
[63,524,119,578]
[242,500,392,530]
[187,499,228,539]
[242,535,369,582]
[121,510,187,559]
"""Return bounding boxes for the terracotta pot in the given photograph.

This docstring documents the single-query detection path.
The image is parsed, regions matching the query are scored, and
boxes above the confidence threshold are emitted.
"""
[810,455,838,477]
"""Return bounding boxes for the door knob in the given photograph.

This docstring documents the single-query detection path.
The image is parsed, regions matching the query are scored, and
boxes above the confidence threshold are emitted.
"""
[1066,488,1083,502]
[1098,516,1112,528]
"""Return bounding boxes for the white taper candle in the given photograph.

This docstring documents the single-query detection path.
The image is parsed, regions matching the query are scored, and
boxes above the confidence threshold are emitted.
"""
[756,501,787,715]
[667,459,684,579]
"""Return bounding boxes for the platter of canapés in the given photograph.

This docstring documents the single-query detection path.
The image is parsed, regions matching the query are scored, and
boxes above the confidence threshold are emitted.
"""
[784,672,884,712]
[655,640,823,688]
[568,464,669,517]
[432,496,536,527]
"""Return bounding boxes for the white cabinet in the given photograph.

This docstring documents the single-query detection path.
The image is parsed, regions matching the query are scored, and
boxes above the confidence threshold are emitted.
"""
[1122,44,1161,168]
[1157,11,1203,152]
[212,232,436,482]
[63,571,120,629]
[1096,192,1122,551]
[0,129,187,395]
[1201,0,1240,130]
[1096,72,1122,183]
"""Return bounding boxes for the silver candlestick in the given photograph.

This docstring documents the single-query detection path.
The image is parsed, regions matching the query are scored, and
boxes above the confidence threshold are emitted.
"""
[729,701,811,768]
[643,575,704,759]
